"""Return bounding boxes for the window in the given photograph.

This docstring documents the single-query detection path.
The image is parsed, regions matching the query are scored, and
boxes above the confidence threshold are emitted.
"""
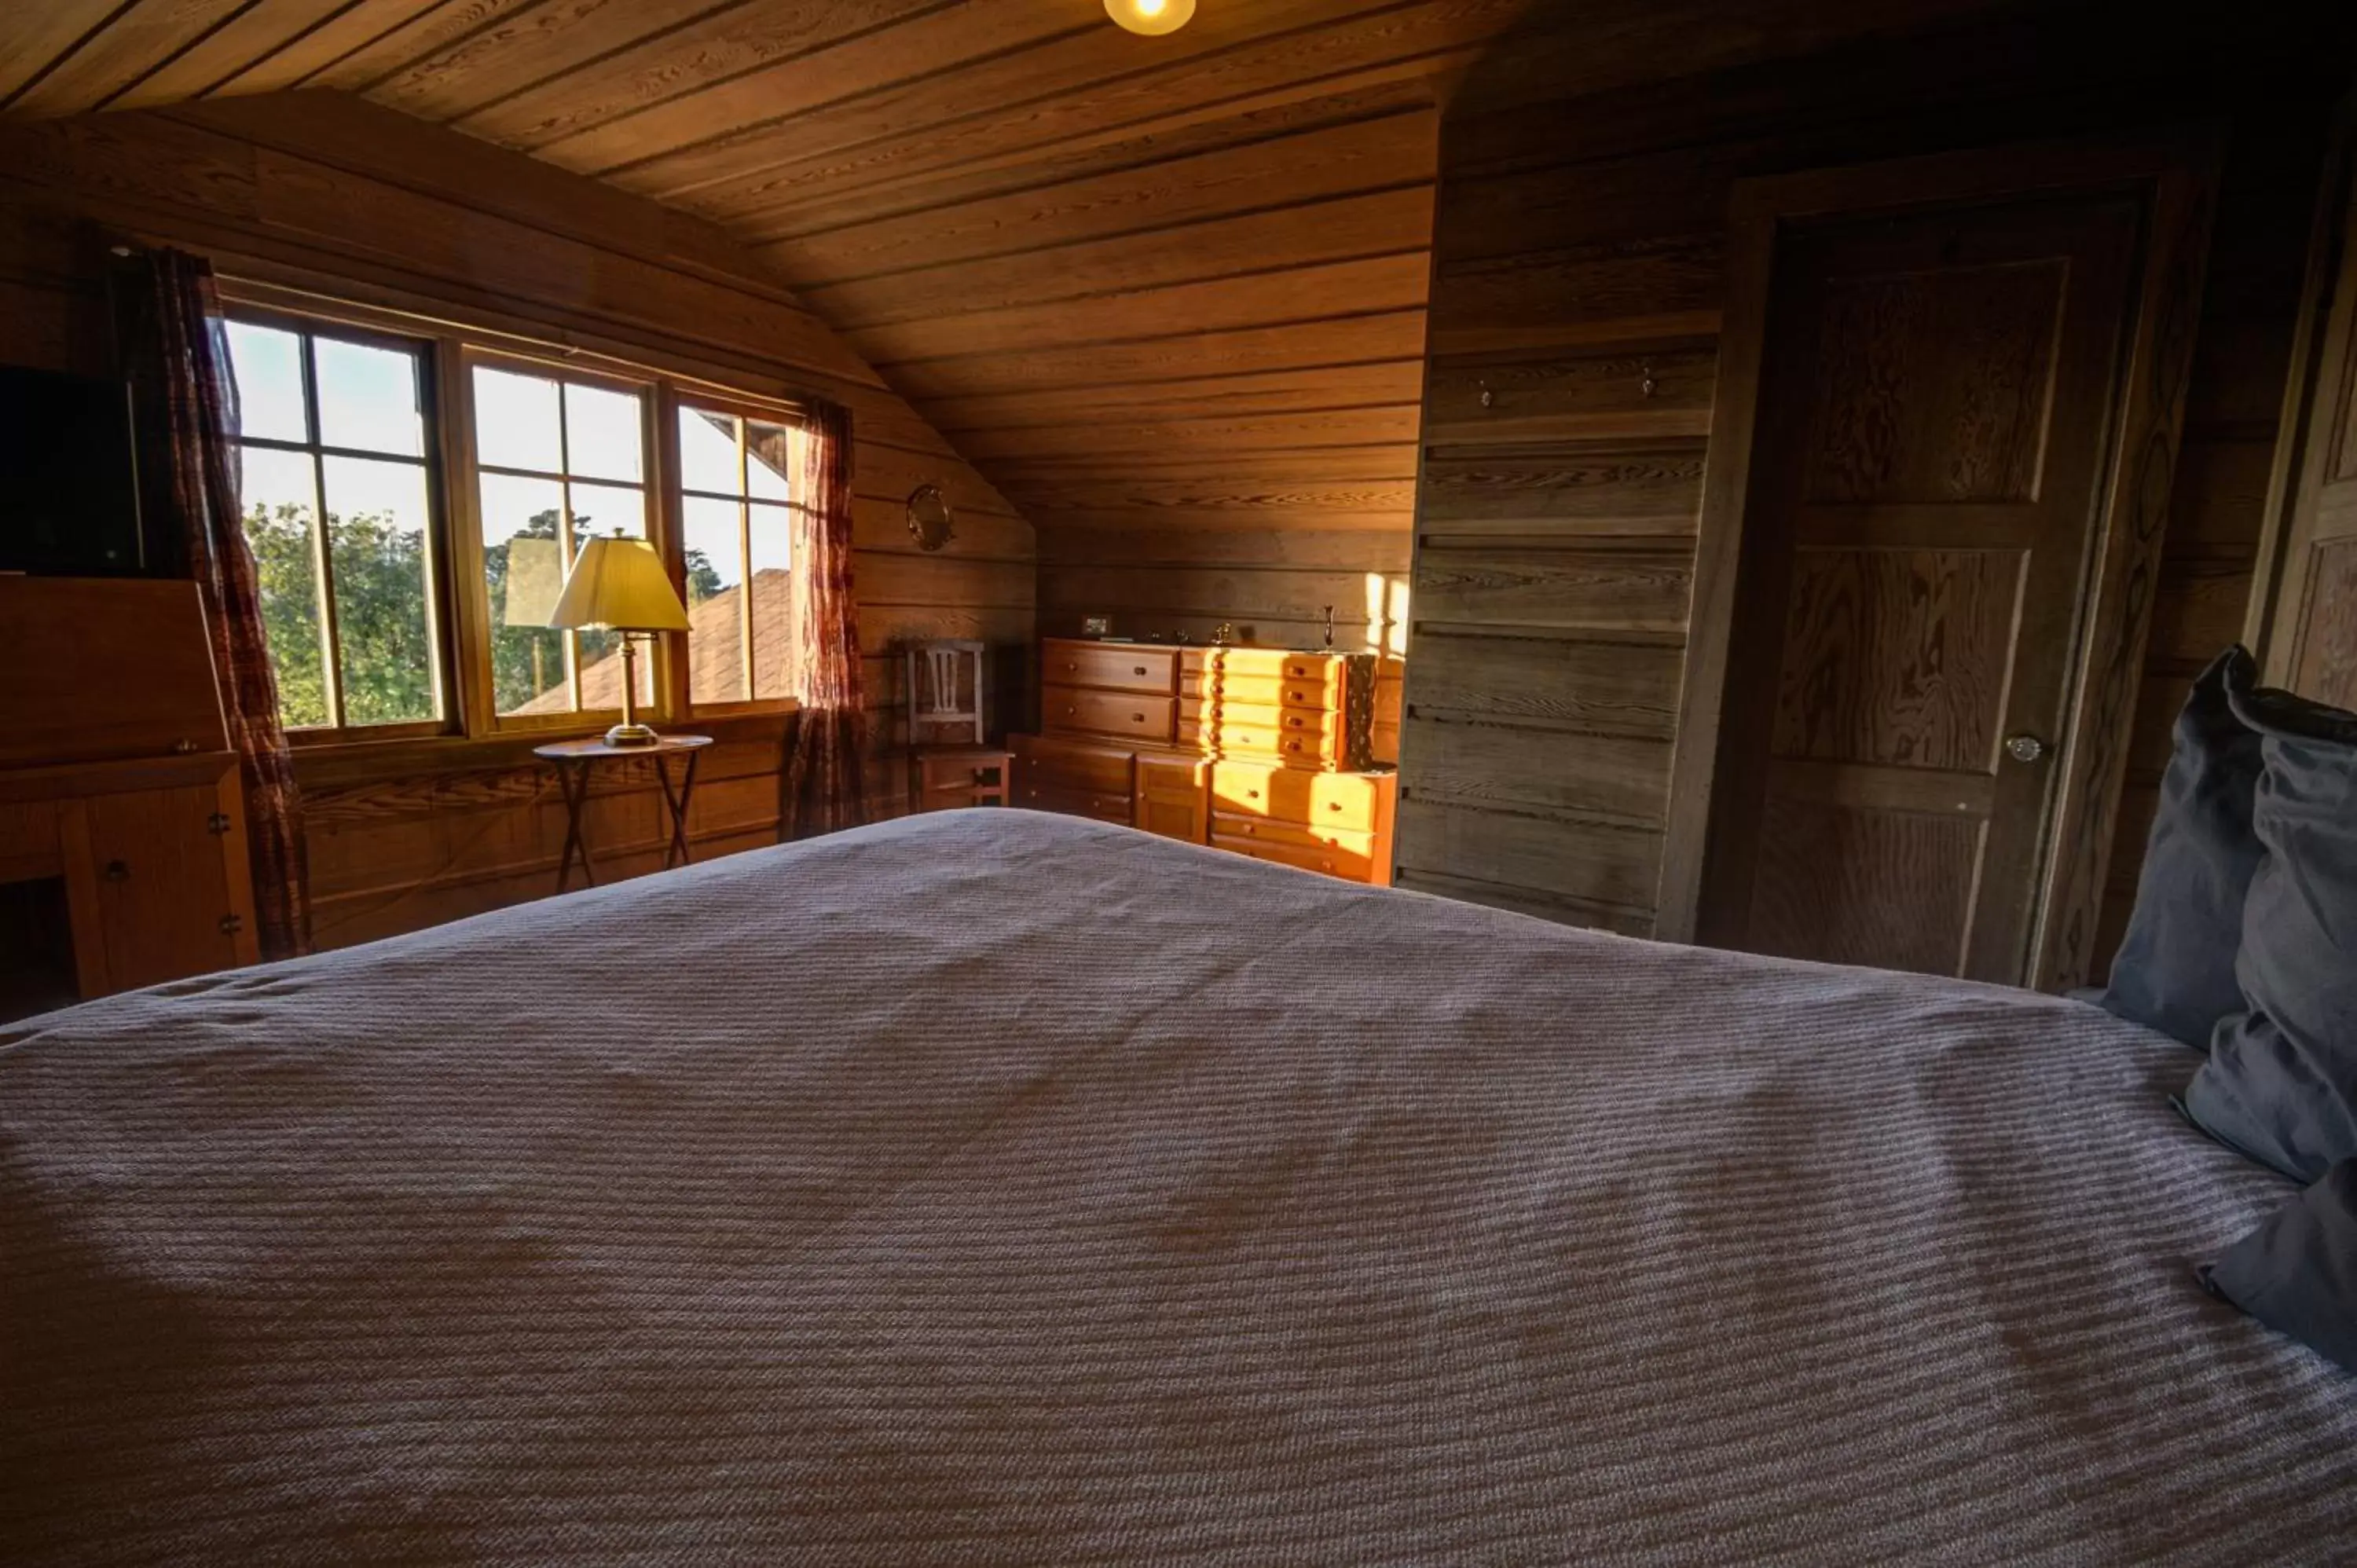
[676,403,797,709]
[222,294,814,747]
[225,318,444,737]
[468,361,654,722]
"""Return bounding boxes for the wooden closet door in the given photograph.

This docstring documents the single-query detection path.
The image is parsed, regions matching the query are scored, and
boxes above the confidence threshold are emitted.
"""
[1700,196,2144,982]
[2261,116,2357,708]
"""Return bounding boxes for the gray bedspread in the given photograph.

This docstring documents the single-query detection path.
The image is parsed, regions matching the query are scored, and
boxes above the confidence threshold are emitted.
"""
[3,810,2352,1565]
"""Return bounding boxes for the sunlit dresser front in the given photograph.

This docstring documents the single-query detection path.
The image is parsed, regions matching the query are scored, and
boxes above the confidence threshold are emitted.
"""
[1016,638,1398,886]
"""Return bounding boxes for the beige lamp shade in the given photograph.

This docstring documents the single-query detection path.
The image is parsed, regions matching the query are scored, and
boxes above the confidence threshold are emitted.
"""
[548,535,690,632]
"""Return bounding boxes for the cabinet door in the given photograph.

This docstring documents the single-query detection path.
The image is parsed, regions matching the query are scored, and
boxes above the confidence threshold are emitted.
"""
[83,778,253,991]
[1133,753,1209,844]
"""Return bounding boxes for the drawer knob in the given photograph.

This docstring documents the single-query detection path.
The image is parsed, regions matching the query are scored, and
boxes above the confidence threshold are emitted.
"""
[1132,665,1147,676]
[1327,801,1342,812]
[1065,706,1077,716]
[219,914,245,936]
[1248,789,1261,800]
[102,859,130,882]
[1064,662,1077,672]
[1132,713,1145,723]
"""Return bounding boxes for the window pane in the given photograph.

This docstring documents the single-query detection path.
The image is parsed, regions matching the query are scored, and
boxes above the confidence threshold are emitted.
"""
[746,419,794,502]
[238,445,330,728]
[566,481,645,542]
[677,406,740,494]
[479,471,571,716]
[315,338,425,458]
[749,501,794,702]
[682,495,744,705]
[564,383,643,483]
[225,322,307,444]
[323,456,438,726]
[473,366,562,472]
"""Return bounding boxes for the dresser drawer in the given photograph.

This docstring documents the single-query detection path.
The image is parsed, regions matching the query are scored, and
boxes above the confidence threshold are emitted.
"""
[1227,649,1347,683]
[1211,763,1387,830]
[1020,784,1135,824]
[1177,696,1313,729]
[1211,811,1375,857]
[1043,641,1177,694]
[1043,684,1176,742]
[1211,829,1380,883]
[1180,670,1343,709]
[1013,733,1136,795]
[1212,722,1341,767]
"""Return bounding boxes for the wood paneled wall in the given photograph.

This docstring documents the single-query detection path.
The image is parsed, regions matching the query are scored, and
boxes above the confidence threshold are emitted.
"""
[1397,6,2352,954]
[0,93,1032,949]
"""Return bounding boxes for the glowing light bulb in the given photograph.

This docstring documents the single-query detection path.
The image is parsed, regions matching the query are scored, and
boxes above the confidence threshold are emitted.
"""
[1106,0,1195,35]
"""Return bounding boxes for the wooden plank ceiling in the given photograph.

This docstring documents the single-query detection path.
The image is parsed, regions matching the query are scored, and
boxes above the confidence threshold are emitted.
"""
[0,1,1539,542]
[2,0,2038,541]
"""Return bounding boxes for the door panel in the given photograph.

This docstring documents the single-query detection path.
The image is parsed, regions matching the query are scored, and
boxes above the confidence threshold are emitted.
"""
[1701,195,2144,983]
[2265,114,2357,708]
[1772,547,2025,769]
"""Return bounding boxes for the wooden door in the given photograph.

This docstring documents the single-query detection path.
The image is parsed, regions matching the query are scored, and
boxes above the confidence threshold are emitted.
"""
[1698,195,2144,981]
[82,775,255,991]
[2256,104,2357,707]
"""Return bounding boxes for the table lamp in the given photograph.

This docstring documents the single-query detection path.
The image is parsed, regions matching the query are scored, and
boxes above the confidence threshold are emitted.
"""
[548,533,691,747]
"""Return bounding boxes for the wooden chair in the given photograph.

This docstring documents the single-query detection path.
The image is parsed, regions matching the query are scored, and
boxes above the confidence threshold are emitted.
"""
[904,640,1011,811]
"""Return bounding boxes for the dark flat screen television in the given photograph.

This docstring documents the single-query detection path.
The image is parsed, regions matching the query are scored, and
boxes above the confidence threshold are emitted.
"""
[0,364,152,576]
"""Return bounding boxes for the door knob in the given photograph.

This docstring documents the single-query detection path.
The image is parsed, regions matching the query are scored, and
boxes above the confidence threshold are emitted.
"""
[2004,734,2048,764]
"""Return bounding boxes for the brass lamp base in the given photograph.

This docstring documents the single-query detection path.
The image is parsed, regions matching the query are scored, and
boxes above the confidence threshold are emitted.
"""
[603,722,661,747]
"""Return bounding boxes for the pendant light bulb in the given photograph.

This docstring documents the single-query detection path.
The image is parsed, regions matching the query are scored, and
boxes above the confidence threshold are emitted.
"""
[1106,0,1195,36]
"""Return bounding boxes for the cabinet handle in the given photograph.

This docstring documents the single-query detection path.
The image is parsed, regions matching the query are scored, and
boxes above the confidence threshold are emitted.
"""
[1132,665,1147,676]
[101,859,129,883]
[206,811,233,836]
[1131,713,1145,724]
[219,914,245,936]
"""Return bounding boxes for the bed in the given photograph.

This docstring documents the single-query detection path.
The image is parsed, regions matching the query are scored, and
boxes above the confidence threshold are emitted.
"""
[3,809,2353,1564]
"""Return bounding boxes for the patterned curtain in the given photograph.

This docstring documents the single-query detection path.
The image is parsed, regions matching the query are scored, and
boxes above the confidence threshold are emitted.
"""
[780,397,868,837]
[145,249,312,958]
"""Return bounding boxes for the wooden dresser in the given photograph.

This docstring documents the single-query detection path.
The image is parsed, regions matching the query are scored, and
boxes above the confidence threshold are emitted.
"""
[0,578,261,1020]
[1014,638,1400,885]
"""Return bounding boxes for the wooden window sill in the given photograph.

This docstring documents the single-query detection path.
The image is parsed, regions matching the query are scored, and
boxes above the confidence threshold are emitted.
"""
[291,705,798,789]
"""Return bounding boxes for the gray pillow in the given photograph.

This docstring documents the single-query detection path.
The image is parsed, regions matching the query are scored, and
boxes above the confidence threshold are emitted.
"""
[2182,681,2357,1181]
[2098,647,2266,1047]
[2204,1160,2357,1376]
